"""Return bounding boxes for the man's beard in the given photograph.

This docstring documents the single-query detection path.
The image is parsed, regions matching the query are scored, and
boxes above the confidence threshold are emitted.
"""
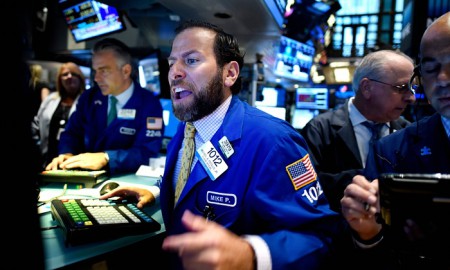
[173,70,225,122]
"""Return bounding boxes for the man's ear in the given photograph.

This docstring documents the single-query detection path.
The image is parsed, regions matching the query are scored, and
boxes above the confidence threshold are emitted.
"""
[122,63,132,78]
[224,61,239,87]
[359,78,372,98]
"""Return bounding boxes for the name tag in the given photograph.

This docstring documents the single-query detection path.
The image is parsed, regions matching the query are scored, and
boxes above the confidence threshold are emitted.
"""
[196,141,228,180]
[120,127,136,135]
[118,109,136,119]
[206,191,237,207]
[219,136,234,158]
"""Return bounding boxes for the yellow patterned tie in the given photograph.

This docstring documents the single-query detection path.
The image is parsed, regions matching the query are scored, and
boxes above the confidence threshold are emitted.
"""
[174,122,196,204]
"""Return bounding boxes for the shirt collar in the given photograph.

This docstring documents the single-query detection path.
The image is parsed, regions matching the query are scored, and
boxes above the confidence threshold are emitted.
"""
[348,97,390,128]
[441,115,450,139]
[348,97,367,126]
[109,81,134,107]
[192,95,232,143]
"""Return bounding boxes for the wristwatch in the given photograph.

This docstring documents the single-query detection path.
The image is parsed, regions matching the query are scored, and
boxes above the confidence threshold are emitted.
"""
[104,152,110,162]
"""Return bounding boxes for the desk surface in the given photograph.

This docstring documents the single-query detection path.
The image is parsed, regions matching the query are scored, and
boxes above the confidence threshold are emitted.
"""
[40,174,165,270]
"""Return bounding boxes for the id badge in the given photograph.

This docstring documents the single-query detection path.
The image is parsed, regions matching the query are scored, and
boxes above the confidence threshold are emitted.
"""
[196,141,228,180]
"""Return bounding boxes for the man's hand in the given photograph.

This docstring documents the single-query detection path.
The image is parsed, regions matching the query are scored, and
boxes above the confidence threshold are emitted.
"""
[99,186,155,209]
[57,152,108,171]
[45,153,74,170]
[162,210,255,270]
[341,175,382,240]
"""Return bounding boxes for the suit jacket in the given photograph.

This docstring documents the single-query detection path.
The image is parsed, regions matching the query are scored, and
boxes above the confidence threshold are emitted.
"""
[160,96,343,270]
[366,112,450,178]
[59,82,164,175]
[300,100,410,211]
[362,112,450,268]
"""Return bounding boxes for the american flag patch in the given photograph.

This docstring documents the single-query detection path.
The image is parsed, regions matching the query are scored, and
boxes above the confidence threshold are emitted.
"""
[286,154,317,190]
[147,117,163,130]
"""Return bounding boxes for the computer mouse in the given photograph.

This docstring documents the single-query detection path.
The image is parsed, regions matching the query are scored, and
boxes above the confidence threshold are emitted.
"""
[99,181,120,196]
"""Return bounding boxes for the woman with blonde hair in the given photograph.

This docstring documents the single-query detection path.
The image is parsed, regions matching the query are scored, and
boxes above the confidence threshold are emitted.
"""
[32,62,86,169]
[29,64,52,116]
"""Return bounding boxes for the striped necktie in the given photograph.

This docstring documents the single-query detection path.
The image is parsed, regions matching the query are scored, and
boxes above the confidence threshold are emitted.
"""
[174,122,196,204]
[362,121,384,145]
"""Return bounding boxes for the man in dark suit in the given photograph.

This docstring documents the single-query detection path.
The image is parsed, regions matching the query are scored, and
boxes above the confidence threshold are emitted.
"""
[301,50,415,212]
[341,11,450,268]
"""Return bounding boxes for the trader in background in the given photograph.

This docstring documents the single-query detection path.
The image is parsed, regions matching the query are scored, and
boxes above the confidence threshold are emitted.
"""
[341,11,450,268]
[102,19,343,269]
[300,49,415,212]
[32,62,85,170]
[46,38,164,175]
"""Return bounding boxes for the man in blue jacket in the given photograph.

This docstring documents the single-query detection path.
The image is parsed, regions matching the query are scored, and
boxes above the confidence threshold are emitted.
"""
[46,38,163,175]
[102,20,343,269]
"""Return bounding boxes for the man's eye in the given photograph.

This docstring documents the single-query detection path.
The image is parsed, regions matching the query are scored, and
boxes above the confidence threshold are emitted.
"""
[186,58,198,65]
[421,63,440,74]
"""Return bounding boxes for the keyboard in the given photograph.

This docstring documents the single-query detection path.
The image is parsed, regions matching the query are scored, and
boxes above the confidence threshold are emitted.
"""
[40,170,109,188]
[50,198,161,246]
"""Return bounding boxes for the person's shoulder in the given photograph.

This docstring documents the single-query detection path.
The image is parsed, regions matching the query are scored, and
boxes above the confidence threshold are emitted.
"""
[47,91,59,99]
[379,118,421,144]
[36,80,51,90]
[302,108,343,132]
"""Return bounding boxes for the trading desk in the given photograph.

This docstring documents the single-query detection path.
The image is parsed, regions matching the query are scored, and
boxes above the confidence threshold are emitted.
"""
[39,174,166,270]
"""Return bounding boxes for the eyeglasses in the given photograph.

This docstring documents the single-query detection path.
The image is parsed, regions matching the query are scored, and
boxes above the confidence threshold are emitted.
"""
[367,78,415,95]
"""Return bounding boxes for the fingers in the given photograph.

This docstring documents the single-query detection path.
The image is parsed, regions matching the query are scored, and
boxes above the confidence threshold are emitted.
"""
[162,210,211,253]
[98,186,128,199]
[59,153,105,170]
[99,187,153,209]
[181,210,211,232]
[342,176,379,216]
[45,154,69,170]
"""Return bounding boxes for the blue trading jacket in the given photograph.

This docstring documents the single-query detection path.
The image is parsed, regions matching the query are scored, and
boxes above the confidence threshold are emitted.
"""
[58,83,164,175]
[160,96,342,270]
[365,112,450,179]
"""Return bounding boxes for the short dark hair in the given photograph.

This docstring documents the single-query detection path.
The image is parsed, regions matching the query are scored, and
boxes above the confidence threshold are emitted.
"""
[92,38,137,79]
[174,20,245,94]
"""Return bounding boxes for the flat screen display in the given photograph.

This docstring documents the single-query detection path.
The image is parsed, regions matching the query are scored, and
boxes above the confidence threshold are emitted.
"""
[139,51,162,96]
[291,109,319,130]
[273,35,315,82]
[59,0,126,43]
[295,87,328,110]
[254,86,286,107]
[159,98,180,139]
[256,106,287,121]
[263,0,288,28]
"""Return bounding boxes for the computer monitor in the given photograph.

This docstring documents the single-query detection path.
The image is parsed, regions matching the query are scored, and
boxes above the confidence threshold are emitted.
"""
[256,106,287,121]
[159,98,180,139]
[58,0,126,43]
[273,35,315,82]
[254,86,286,107]
[139,51,163,96]
[291,108,319,130]
[295,87,328,110]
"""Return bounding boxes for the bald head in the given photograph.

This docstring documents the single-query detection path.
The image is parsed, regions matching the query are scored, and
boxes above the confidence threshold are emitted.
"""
[418,12,450,119]
[420,12,450,56]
